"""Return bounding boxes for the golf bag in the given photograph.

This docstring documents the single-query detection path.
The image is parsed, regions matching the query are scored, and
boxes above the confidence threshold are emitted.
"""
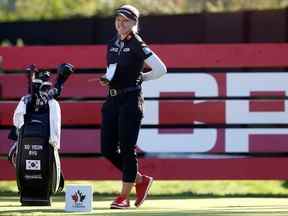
[16,103,62,206]
[11,63,73,206]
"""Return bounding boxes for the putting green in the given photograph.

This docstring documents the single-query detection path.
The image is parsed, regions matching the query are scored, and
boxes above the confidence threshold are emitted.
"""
[0,196,288,216]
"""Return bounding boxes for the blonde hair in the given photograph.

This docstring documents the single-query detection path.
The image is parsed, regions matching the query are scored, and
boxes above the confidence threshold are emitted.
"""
[132,21,139,33]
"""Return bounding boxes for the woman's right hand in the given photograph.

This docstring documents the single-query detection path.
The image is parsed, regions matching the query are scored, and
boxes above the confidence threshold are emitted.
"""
[99,76,110,87]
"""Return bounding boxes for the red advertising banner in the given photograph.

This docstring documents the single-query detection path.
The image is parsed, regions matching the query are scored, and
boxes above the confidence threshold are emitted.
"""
[1,44,288,180]
[2,157,288,180]
[1,44,288,70]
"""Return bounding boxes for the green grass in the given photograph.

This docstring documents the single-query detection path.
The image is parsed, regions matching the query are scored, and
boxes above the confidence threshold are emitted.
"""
[1,196,288,216]
[1,180,288,197]
[2,181,288,215]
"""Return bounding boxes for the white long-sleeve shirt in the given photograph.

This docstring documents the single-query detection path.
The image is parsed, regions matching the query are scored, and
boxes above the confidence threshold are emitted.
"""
[142,52,167,81]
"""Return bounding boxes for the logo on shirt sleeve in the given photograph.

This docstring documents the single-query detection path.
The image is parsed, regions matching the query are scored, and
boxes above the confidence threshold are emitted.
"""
[142,47,152,55]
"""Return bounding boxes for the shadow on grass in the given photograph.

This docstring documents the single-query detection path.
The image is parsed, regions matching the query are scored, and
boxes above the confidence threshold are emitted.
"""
[147,192,288,199]
[1,209,288,216]
[3,191,288,199]
[281,181,288,188]
[1,197,288,216]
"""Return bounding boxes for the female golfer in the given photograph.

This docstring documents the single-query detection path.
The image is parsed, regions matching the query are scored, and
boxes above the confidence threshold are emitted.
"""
[100,4,167,209]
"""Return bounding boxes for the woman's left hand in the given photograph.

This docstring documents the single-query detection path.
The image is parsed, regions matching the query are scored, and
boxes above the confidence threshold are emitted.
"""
[99,76,110,87]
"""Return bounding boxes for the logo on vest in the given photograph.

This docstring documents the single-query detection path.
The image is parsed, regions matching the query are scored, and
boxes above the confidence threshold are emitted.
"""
[123,47,130,52]
[109,47,119,52]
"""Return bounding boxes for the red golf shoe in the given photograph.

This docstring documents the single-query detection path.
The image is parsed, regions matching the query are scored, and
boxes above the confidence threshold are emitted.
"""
[110,196,130,209]
[135,175,153,207]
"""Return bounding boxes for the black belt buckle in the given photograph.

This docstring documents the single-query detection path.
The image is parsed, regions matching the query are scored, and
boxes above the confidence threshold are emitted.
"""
[109,89,117,96]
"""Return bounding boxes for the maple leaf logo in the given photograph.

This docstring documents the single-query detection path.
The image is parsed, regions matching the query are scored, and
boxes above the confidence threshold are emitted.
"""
[71,192,78,203]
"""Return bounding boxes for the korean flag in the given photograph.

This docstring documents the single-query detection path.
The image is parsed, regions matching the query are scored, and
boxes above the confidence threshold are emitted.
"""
[26,160,41,170]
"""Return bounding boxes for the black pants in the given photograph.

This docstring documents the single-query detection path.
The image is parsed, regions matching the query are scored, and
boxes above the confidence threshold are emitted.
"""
[101,90,144,182]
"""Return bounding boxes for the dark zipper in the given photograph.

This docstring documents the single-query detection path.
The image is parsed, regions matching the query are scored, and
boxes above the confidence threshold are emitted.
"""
[118,41,124,56]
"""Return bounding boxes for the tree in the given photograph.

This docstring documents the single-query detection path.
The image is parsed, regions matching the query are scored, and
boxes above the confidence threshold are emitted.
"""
[1,0,288,22]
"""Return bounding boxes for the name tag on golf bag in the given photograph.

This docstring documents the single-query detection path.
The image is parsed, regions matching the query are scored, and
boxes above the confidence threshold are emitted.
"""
[16,110,61,206]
